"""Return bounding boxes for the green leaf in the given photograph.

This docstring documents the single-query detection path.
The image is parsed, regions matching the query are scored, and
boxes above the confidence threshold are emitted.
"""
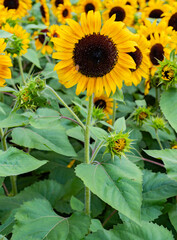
[142,169,177,221]
[29,108,61,129]
[160,88,177,132]
[89,219,103,233]
[11,127,76,157]
[12,199,91,240]
[169,204,177,231]
[114,117,126,132]
[66,126,84,142]
[144,149,177,181]
[89,126,108,140]
[42,63,58,79]
[0,30,13,38]
[23,49,41,69]
[0,147,47,177]
[70,196,84,211]
[75,156,142,224]
[111,88,124,102]
[0,87,17,92]
[0,113,29,128]
[86,221,174,240]
[0,210,16,236]
[0,235,7,240]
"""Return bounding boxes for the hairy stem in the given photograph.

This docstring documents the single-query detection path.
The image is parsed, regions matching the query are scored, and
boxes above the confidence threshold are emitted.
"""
[84,95,93,216]
[18,56,26,85]
[112,99,116,126]
[90,140,105,163]
[155,130,163,150]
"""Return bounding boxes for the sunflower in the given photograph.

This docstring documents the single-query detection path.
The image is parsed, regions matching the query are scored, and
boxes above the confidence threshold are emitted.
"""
[77,0,101,15]
[48,25,60,50]
[52,11,137,97]
[137,19,173,41]
[57,3,72,24]
[48,25,60,38]
[39,0,50,26]
[127,34,150,86]
[103,0,136,26]
[93,94,113,117]
[0,0,32,19]
[141,0,171,20]
[125,0,137,8]
[2,23,30,57]
[33,29,53,54]
[0,5,15,26]
[148,31,171,75]
[161,2,177,32]
[0,38,12,87]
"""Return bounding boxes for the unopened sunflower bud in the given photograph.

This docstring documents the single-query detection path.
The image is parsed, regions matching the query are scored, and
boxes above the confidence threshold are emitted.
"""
[16,76,46,110]
[151,117,166,131]
[157,57,177,89]
[105,131,132,159]
[133,106,152,125]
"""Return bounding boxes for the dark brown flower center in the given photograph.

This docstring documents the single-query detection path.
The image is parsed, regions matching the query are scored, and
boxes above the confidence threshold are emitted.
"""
[94,99,106,109]
[38,29,49,44]
[4,0,19,9]
[109,6,126,21]
[128,46,143,72]
[40,5,46,18]
[126,1,131,5]
[73,33,118,78]
[55,0,63,7]
[168,12,177,31]
[149,9,163,18]
[150,43,164,65]
[62,8,68,17]
[85,3,95,14]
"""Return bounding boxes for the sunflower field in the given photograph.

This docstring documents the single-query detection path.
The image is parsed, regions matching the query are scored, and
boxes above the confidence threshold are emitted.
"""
[0,0,177,239]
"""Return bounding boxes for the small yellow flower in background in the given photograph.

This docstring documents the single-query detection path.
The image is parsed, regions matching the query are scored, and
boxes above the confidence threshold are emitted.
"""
[0,38,12,87]
[93,94,113,117]
[39,0,50,26]
[33,29,53,54]
[172,145,177,149]
[67,160,76,168]
[0,0,32,19]
[105,131,132,158]
[102,0,135,26]
[2,23,30,57]
[52,11,137,97]
[57,3,72,24]
[76,0,101,15]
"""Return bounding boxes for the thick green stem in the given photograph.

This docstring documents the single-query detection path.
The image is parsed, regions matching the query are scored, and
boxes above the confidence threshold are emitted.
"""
[0,129,18,196]
[90,140,104,163]
[84,95,93,216]
[155,87,159,109]
[155,130,163,150]
[18,56,26,85]
[46,85,85,130]
[112,99,116,126]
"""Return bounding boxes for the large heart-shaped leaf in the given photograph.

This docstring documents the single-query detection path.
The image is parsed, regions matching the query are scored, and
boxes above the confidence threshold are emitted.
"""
[75,156,142,224]
[0,147,47,177]
[11,126,76,157]
[160,88,177,132]
[12,199,90,240]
